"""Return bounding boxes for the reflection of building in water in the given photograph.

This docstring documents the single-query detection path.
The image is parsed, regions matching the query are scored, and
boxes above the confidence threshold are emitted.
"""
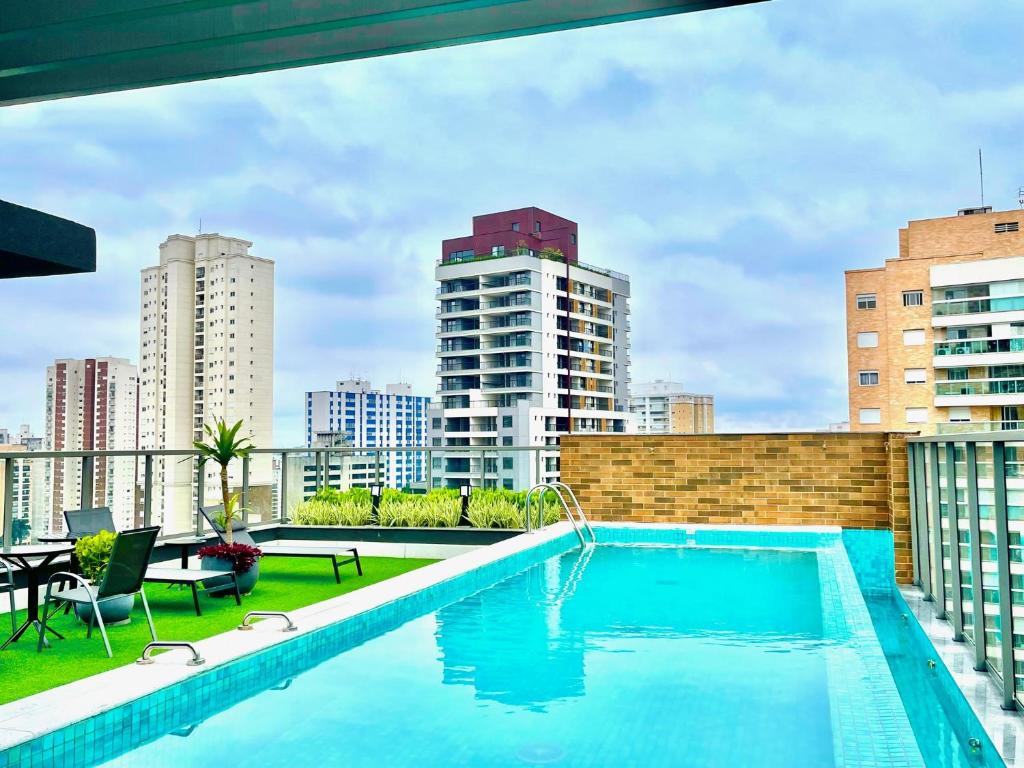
[435,546,826,710]
[434,554,586,709]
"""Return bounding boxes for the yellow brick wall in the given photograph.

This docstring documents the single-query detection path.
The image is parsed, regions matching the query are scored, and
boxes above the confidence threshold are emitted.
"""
[560,432,915,583]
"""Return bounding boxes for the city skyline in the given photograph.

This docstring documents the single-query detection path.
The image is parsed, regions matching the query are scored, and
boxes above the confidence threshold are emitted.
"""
[1,0,1022,445]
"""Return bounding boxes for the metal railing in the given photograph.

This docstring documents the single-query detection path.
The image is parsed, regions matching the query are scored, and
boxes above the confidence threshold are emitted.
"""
[0,444,564,547]
[907,431,1024,711]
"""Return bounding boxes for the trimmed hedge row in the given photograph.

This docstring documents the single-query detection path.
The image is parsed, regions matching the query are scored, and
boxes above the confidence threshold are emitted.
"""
[292,487,561,529]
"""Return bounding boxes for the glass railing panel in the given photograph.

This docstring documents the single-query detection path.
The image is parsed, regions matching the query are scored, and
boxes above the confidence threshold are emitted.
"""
[938,445,956,617]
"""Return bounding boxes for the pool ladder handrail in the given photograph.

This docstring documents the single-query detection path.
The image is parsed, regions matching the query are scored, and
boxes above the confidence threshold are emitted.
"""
[238,611,298,632]
[136,640,205,666]
[549,481,596,544]
[525,482,595,548]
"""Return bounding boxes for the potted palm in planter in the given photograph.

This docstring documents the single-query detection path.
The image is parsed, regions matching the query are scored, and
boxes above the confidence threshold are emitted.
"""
[194,418,261,595]
[74,530,135,624]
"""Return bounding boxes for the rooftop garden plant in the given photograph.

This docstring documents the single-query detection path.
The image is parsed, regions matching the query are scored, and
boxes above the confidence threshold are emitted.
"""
[193,417,254,545]
[197,542,263,575]
[291,487,560,529]
[74,530,117,583]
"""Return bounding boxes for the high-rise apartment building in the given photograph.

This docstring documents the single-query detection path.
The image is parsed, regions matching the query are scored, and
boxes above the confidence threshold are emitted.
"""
[846,206,1024,434]
[432,208,631,489]
[304,378,430,488]
[43,358,138,533]
[0,425,45,541]
[139,234,274,532]
[629,381,714,433]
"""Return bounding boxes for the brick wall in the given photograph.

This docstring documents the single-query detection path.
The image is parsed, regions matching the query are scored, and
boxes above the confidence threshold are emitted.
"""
[560,431,914,583]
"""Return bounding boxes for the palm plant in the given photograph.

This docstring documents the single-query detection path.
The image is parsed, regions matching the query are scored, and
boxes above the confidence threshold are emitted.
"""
[193,418,254,544]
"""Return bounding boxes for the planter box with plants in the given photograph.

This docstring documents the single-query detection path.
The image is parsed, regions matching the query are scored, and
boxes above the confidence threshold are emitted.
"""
[292,487,561,530]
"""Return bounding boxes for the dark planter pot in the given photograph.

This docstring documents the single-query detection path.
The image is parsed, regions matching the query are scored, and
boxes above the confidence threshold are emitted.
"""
[201,557,259,596]
[75,593,134,625]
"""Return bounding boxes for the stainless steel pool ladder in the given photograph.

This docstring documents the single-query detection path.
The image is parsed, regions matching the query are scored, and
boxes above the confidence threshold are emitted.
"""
[238,611,298,632]
[136,641,205,666]
[525,482,596,548]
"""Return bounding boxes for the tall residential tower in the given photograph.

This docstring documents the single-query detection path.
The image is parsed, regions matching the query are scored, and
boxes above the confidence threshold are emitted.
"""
[846,206,1024,434]
[44,357,138,533]
[139,234,274,532]
[432,208,631,489]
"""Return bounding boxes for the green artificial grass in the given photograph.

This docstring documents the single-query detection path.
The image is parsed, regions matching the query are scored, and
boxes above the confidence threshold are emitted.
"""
[0,556,437,705]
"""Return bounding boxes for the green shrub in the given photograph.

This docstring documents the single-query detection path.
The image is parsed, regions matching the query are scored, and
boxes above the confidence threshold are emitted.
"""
[292,490,374,526]
[292,485,560,529]
[74,530,117,582]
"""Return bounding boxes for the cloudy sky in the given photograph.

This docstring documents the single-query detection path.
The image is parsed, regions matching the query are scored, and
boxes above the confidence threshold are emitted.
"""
[2,0,1023,445]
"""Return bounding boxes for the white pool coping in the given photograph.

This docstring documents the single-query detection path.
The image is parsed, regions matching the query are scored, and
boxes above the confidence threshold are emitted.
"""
[0,522,575,750]
[901,586,1024,767]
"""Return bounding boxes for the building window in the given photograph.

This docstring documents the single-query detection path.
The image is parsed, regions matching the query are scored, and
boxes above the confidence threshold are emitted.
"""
[858,408,882,425]
[502,416,513,428]
[502,457,513,470]
[905,407,928,424]
[511,222,520,232]
[904,368,926,384]
[856,294,876,310]
[948,406,971,423]
[570,233,577,245]
[857,332,879,348]
[534,221,541,233]
[858,371,879,386]
[995,222,1020,233]
[902,290,923,307]
[903,329,926,346]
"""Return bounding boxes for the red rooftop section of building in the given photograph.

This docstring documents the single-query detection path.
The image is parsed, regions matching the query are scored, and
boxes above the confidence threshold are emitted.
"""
[441,207,578,264]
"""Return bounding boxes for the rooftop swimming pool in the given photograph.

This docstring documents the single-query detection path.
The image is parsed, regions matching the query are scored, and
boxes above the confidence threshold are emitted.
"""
[0,526,1004,767]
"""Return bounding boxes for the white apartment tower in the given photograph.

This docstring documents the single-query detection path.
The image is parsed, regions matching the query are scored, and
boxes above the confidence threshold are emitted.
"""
[432,208,631,490]
[139,234,274,533]
[305,378,430,489]
[44,358,139,533]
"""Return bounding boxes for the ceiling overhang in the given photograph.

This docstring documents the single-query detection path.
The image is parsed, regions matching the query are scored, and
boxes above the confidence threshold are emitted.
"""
[0,200,96,278]
[0,0,765,107]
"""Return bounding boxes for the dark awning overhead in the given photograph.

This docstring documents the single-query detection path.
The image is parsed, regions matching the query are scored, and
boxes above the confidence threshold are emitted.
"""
[0,0,765,107]
[0,200,96,278]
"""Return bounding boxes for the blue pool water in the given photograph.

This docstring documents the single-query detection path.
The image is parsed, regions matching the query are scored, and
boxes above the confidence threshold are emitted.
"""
[866,595,999,768]
[106,545,847,767]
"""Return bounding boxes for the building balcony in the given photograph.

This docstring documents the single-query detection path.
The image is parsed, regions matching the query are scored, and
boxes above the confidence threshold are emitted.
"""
[936,421,1024,434]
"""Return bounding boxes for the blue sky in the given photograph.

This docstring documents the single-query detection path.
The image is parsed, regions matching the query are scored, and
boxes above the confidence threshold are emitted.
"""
[2,0,1023,446]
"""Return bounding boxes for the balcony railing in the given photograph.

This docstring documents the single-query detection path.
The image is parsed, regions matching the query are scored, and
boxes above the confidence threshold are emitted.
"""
[933,295,1024,317]
[0,444,571,547]
[935,338,1024,356]
[936,378,1024,396]
[936,421,1024,434]
[907,432,1024,710]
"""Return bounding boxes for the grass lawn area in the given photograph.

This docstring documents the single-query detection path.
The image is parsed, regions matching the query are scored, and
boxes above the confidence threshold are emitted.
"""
[0,555,436,705]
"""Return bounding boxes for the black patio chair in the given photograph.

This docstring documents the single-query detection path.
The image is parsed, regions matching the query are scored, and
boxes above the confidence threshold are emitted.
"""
[64,507,116,539]
[201,505,362,583]
[1,560,15,635]
[37,526,159,658]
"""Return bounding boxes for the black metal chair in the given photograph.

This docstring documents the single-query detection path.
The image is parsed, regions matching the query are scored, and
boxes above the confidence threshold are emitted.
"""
[1,560,15,635]
[64,507,116,539]
[37,526,159,657]
[201,506,362,583]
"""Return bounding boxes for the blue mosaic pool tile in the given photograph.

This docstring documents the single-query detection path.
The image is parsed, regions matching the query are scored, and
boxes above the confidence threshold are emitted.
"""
[842,529,896,598]
[817,543,924,767]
